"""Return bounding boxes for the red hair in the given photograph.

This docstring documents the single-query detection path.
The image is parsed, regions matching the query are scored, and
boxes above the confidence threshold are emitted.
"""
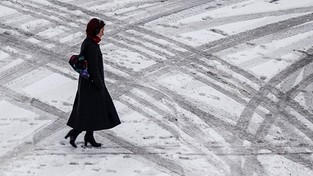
[86,18,105,37]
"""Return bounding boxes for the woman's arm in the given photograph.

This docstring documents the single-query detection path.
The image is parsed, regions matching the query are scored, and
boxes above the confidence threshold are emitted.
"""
[85,45,104,90]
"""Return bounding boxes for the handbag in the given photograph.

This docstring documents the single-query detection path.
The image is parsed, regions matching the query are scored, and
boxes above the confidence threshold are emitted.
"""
[69,45,90,79]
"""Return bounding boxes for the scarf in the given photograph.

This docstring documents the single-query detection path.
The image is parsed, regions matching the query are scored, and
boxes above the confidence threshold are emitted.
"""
[87,35,101,44]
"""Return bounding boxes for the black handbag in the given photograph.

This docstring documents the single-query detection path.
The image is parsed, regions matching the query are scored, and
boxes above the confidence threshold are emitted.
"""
[69,46,90,79]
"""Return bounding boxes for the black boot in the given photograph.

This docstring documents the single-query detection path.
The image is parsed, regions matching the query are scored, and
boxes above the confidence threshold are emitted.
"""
[84,131,101,147]
[65,129,81,148]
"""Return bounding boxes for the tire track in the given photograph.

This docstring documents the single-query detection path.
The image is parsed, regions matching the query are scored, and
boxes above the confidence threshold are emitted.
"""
[124,30,186,55]
[135,25,265,86]
[0,1,82,29]
[15,0,302,96]
[117,32,175,59]
[1,0,310,140]
[255,73,313,140]
[122,86,243,175]
[1,1,313,174]
[45,0,123,24]
[0,23,132,82]
[190,54,313,132]
[0,85,185,176]
[11,0,310,95]
[0,29,219,176]
[97,131,184,176]
[181,58,313,147]
[2,1,190,81]
[237,54,313,129]
[167,6,313,34]
[199,13,313,53]
[130,0,213,25]
[106,37,167,63]
[149,81,313,170]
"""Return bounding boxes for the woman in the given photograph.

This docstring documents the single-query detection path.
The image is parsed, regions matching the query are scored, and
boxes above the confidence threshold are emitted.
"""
[65,18,121,148]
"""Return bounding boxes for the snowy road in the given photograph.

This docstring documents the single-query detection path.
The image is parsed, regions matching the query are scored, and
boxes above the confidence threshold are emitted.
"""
[1,0,313,175]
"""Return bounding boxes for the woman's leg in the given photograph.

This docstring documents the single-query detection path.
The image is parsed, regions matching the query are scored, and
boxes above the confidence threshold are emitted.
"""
[84,131,101,147]
[65,129,82,148]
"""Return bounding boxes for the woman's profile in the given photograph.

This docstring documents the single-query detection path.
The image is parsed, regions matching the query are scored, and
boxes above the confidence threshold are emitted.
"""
[65,18,121,148]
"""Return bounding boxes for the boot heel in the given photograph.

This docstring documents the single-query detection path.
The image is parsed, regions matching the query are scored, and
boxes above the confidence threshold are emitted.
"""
[84,131,101,147]
[64,132,70,139]
[65,129,81,148]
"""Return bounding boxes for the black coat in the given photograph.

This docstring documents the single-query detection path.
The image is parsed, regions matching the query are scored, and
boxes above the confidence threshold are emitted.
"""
[67,37,121,131]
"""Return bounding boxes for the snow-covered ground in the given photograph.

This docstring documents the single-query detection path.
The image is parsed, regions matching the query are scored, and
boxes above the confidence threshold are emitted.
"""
[1,0,313,175]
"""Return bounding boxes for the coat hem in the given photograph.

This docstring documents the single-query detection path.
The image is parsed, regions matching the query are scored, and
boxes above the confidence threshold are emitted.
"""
[66,122,121,131]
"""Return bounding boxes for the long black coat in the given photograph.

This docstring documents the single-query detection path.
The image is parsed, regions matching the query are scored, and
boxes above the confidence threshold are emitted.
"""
[67,37,121,131]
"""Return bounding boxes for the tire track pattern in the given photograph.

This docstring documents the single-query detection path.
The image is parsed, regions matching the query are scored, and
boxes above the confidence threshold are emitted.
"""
[1,0,313,175]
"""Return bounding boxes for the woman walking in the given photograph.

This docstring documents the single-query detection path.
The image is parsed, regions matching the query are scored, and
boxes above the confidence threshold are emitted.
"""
[65,18,121,148]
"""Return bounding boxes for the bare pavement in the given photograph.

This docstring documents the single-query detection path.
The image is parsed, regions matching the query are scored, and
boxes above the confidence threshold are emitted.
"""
[1,0,313,175]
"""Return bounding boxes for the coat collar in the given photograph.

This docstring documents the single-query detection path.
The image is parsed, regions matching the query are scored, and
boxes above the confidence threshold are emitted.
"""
[87,35,101,44]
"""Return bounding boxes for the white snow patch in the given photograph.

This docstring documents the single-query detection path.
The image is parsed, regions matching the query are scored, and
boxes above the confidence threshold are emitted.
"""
[3,46,19,54]
[0,5,17,17]
[179,0,313,21]
[177,29,224,47]
[5,67,53,91]
[59,32,84,43]
[0,58,24,73]
[157,70,244,123]
[127,29,187,52]
[104,43,156,72]
[249,58,290,80]
[0,51,10,61]
[113,98,179,147]
[287,107,313,133]
[224,30,313,79]
[36,26,69,39]
[22,73,77,112]
[0,100,50,156]
[213,13,309,35]
[258,152,313,176]
[26,37,42,44]
[247,113,264,135]
[104,64,131,78]
[30,0,53,6]
[20,19,51,32]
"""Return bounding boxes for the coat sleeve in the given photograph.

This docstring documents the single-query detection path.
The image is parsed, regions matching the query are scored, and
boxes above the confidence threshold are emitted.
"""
[85,44,104,90]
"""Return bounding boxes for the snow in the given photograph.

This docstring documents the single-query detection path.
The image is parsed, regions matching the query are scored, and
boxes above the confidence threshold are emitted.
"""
[177,28,225,47]
[224,30,313,79]
[178,0,313,22]
[0,51,10,61]
[258,151,313,176]
[213,13,310,35]
[1,0,313,175]
[59,31,84,43]
[21,73,77,112]
[127,29,188,52]
[0,5,17,17]
[20,19,51,32]
[5,67,53,91]
[0,58,24,73]
[246,113,264,135]
[157,70,245,124]
[26,37,42,44]
[0,100,51,156]
[103,43,157,72]
[36,26,69,39]
[112,102,178,146]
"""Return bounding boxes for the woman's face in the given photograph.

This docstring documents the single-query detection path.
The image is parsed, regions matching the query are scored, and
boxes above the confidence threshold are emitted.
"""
[96,27,105,39]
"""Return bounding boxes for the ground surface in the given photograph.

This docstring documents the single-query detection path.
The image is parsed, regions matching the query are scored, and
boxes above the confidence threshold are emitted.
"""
[0,0,313,176]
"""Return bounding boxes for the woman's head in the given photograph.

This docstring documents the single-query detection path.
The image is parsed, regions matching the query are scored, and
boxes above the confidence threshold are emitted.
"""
[86,18,105,38]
